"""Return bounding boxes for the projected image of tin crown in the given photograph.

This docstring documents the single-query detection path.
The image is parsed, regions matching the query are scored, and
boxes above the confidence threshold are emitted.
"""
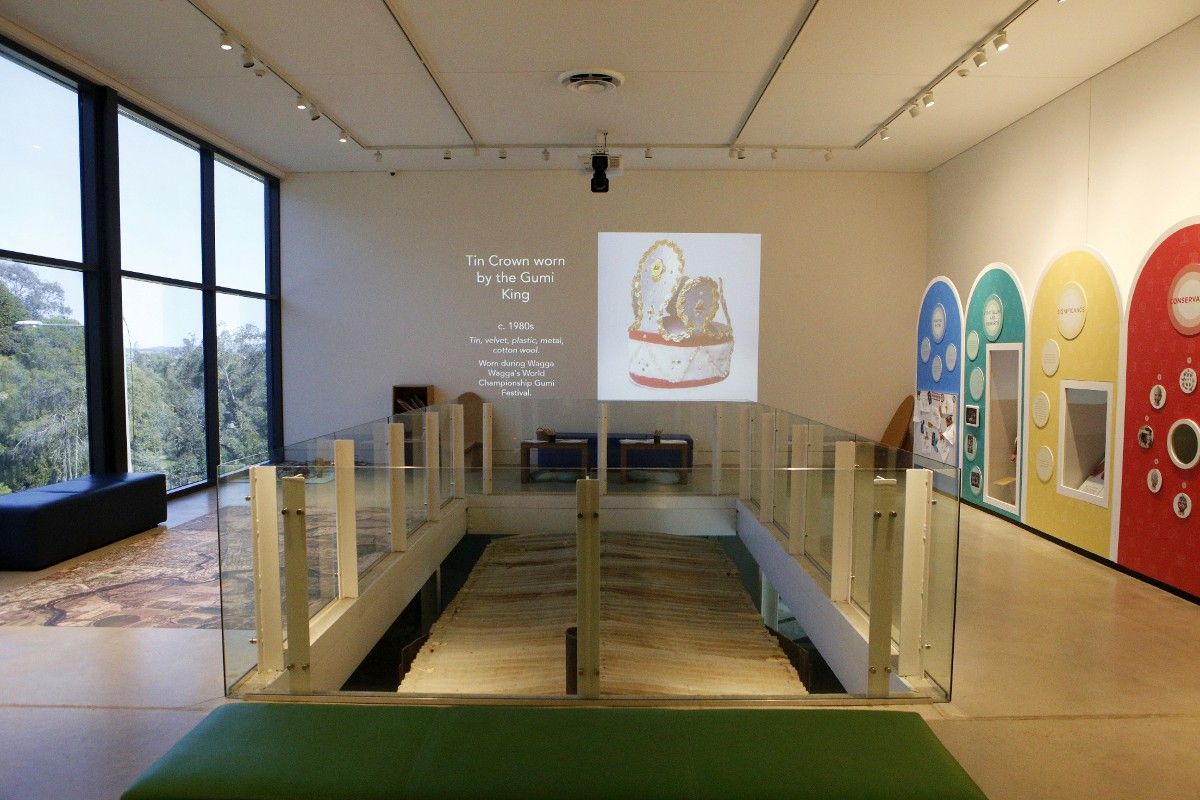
[627,239,734,389]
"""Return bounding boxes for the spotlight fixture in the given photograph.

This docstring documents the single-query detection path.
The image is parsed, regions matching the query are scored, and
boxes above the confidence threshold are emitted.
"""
[993,31,1009,52]
[880,127,891,142]
[219,32,233,51]
[590,153,609,193]
[499,148,507,159]
[644,147,653,159]
[922,92,935,109]
[770,148,778,161]
[296,95,308,110]
[909,104,921,118]
[973,49,988,68]
[736,147,746,160]
[309,107,321,122]
[241,47,255,69]
[374,150,382,163]
[443,149,451,160]
[542,148,550,162]
[338,130,348,143]
[957,66,970,78]
[823,149,832,162]
[728,147,737,159]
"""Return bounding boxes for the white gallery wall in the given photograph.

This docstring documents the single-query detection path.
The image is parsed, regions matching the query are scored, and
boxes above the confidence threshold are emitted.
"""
[281,169,926,442]
[929,16,1200,294]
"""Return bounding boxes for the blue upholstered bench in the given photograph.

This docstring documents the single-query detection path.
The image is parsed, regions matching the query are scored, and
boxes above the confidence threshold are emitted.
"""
[0,473,167,570]
[537,432,694,470]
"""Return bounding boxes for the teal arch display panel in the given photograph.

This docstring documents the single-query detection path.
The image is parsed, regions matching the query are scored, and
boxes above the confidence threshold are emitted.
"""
[960,265,1026,521]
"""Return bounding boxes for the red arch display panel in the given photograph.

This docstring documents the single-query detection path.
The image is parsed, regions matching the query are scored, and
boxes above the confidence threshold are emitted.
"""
[1120,223,1200,597]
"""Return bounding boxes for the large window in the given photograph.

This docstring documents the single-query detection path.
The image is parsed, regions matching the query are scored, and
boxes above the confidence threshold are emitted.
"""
[117,109,277,490]
[0,52,81,262]
[122,278,206,489]
[0,38,280,496]
[217,294,268,466]
[215,159,266,294]
[0,261,87,491]
[118,112,202,282]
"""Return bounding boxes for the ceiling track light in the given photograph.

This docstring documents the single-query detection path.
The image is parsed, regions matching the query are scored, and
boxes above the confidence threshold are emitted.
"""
[908,104,921,118]
[823,149,832,162]
[542,148,550,162]
[443,149,452,160]
[499,148,507,159]
[973,49,988,68]
[957,66,970,77]
[309,107,321,121]
[374,150,382,163]
[644,147,653,159]
[880,127,891,142]
[993,31,1009,52]
[219,32,233,51]
[770,148,778,161]
[921,92,935,109]
[736,147,746,160]
[296,95,308,110]
[338,130,348,143]
[240,47,255,69]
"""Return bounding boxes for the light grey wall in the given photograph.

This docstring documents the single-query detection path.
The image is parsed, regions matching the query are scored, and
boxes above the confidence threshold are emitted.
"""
[929,17,1200,299]
[280,169,927,442]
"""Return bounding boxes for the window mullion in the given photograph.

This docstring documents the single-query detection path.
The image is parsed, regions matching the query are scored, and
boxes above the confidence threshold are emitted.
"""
[201,150,219,482]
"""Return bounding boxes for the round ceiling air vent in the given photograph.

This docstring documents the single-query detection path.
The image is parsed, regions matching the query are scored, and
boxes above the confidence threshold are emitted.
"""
[558,69,625,94]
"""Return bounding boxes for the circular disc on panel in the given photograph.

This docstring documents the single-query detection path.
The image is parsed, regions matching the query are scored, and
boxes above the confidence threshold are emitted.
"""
[1137,425,1154,450]
[1032,391,1051,428]
[966,330,980,361]
[921,337,932,363]
[1180,367,1197,395]
[1056,281,1087,340]
[1041,339,1061,377]
[969,366,985,400]
[1147,468,1162,494]
[946,343,958,373]
[1150,384,1167,410]
[1167,418,1200,470]
[983,294,1005,341]
[1173,492,1192,519]
[1036,446,1054,482]
[932,355,944,382]
[931,303,947,343]
[1169,265,1200,336]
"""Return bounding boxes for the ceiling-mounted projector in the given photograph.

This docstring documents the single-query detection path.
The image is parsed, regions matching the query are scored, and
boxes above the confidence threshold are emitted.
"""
[578,154,624,195]
[579,153,622,194]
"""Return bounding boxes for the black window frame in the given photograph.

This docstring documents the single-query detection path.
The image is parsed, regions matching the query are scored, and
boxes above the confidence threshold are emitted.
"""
[0,34,282,497]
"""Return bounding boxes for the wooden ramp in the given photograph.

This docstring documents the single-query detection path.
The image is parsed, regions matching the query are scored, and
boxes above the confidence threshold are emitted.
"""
[398,532,806,696]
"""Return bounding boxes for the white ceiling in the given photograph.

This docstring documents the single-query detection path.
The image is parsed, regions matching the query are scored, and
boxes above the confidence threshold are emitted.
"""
[0,0,1197,175]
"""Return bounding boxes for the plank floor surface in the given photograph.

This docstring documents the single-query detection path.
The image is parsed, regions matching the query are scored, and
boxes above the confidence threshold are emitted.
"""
[398,532,807,696]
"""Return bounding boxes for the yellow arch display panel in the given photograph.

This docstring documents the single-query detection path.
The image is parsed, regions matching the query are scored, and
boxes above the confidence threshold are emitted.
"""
[1025,250,1121,558]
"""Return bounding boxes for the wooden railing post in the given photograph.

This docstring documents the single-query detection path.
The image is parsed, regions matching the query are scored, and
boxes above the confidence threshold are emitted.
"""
[334,439,359,599]
[281,475,311,694]
[388,422,408,551]
[575,478,601,698]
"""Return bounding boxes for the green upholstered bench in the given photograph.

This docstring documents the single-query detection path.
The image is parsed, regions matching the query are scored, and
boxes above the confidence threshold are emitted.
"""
[123,704,986,799]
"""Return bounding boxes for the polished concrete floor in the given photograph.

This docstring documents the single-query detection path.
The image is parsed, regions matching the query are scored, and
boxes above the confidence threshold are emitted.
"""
[0,496,1196,799]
